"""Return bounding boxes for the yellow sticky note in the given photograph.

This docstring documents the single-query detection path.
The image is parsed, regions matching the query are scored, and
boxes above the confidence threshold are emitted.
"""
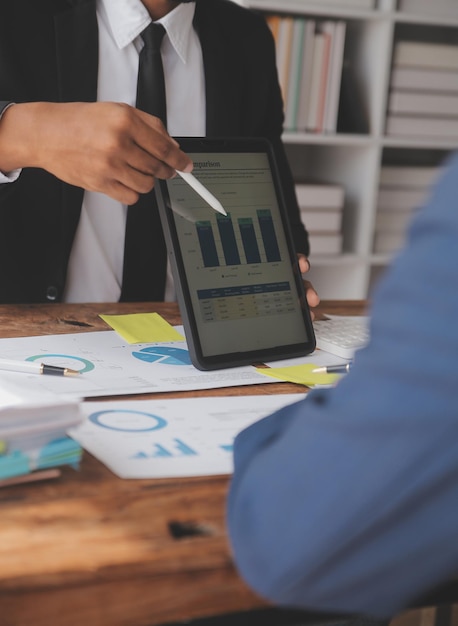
[99,313,185,344]
[255,364,339,387]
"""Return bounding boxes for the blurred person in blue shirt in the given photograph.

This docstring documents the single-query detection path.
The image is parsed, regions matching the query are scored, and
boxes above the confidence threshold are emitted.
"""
[228,151,458,620]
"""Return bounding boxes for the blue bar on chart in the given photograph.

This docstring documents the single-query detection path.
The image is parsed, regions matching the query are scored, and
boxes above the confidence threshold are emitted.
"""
[216,213,241,265]
[257,209,281,262]
[238,217,261,264]
[196,220,219,267]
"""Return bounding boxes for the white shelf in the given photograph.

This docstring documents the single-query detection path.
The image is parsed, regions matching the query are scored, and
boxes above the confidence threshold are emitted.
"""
[243,0,458,299]
[394,12,458,27]
[381,136,458,150]
[243,0,382,20]
[283,132,375,146]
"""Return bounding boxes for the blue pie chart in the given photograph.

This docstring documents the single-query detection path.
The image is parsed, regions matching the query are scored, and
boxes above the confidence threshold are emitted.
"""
[132,346,191,366]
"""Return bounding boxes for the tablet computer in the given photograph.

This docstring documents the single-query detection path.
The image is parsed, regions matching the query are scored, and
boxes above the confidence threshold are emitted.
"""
[154,137,316,370]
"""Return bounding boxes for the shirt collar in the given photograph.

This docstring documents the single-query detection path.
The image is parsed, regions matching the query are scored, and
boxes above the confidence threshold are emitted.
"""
[98,0,196,63]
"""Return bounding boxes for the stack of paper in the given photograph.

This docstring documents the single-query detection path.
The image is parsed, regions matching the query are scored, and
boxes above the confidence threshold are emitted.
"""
[0,377,83,482]
[296,183,345,255]
[387,41,458,140]
[374,165,440,255]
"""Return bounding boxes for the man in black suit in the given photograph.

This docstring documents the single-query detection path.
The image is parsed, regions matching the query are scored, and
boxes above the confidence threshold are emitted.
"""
[0,0,316,306]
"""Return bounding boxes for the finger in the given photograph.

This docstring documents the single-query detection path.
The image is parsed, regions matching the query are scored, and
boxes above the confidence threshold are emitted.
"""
[303,280,320,309]
[298,254,311,274]
[98,143,178,202]
[134,111,193,174]
[127,136,188,182]
[127,147,177,182]
[101,178,144,205]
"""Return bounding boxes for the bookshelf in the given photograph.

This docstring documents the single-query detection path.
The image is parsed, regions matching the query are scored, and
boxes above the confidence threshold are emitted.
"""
[239,0,458,298]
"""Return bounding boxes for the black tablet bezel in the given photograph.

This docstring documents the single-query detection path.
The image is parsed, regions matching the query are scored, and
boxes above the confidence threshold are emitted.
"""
[154,137,316,370]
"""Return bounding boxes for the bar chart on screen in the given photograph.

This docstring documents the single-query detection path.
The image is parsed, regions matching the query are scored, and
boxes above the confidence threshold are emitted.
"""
[195,208,282,268]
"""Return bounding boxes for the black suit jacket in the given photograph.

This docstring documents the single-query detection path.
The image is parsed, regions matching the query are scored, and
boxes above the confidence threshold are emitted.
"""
[0,0,308,303]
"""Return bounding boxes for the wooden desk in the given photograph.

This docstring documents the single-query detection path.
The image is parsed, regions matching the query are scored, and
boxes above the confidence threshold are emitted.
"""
[0,301,369,626]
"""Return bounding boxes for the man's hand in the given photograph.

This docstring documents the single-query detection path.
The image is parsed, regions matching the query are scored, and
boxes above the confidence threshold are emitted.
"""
[298,254,320,318]
[0,101,193,205]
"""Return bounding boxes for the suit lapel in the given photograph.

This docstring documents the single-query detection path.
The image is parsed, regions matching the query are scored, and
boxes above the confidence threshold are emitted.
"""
[194,5,243,136]
[54,0,98,103]
[53,0,99,254]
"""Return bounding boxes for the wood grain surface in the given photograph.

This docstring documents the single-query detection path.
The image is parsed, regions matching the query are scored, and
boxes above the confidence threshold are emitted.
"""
[0,301,369,626]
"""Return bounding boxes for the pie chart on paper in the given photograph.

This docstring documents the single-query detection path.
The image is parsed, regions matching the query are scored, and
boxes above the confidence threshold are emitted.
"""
[132,346,192,366]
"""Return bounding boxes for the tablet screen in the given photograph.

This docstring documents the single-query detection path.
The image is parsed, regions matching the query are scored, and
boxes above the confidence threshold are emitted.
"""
[156,138,315,369]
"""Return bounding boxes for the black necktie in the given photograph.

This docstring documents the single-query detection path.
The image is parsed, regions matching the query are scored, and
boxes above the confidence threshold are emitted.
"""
[120,23,167,302]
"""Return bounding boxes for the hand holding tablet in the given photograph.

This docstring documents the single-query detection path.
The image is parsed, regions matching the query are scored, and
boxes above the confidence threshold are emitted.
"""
[156,137,316,370]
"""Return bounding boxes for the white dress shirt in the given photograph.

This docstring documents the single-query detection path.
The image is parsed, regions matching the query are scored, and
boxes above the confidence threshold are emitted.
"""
[0,105,21,183]
[62,0,205,302]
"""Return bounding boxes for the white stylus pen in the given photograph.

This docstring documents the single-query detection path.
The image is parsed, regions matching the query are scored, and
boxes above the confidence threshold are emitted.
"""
[0,357,80,376]
[176,170,227,216]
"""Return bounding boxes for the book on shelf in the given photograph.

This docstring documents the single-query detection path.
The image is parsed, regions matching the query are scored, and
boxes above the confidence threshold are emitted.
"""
[306,31,329,132]
[375,211,415,233]
[388,90,458,116]
[265,13,281,77]
[313,20,336,133]
[297,183,344,237]
[375,164,439,246]
[265,14,280,40]
[285,18,306,131]
[373,231,407,255]
[323,20,346,133]
[377,187,430,211]
[373,232,406,255]
[269,14,346,134]
[385,114,458,139]
[295,183,345,209]
[305,21,347,133]
[300,208,343,232]
[315,23,334,133]
[390,66,458,93]
[374,205,416,256]
[296,20,317,132]
[379,166,440,188]
[309,233,343,255]
[274,16,295,106]
[393,41,458,71]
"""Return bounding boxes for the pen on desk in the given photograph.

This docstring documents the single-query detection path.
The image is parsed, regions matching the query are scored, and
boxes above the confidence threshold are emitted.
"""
[312,363,352,375]
[0,358,80,377]
[176,170,227,216]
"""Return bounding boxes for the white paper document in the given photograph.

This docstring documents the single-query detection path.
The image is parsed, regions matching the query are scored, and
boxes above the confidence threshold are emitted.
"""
[0,330,275,398]
[69,394,303,478]
[264,348,350,369]
[0,375,82,440]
